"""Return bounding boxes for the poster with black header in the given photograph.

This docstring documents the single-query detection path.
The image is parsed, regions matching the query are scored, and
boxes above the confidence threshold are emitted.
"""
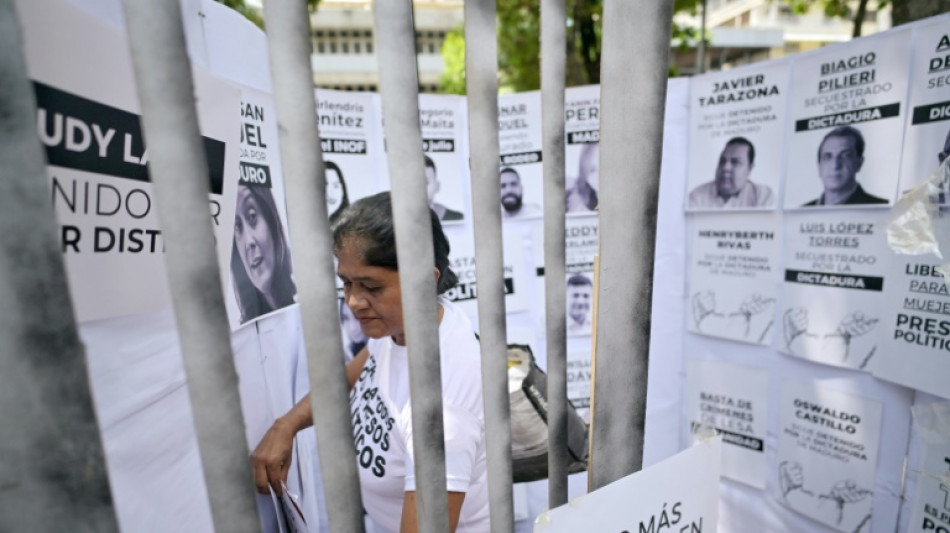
[565,85,600,216]
[315,88,387,220]
[782,28,912,209]
[898,16,950,196]
[686,359,768,489]
[419,93,469,224]
[497,91,544,221]
[686,60,788,211]
[873,218,950,399]
[687,213,780,345]
[445,230,529,316]
[537,438,720,533]
[19,0,240,322]
[565,215,598,337]
[778,211,889,370]
[776,380,882,533]
[226,87,298,330]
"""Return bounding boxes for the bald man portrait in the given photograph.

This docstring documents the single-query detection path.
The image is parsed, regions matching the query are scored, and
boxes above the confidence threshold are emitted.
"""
[688,137,774,209]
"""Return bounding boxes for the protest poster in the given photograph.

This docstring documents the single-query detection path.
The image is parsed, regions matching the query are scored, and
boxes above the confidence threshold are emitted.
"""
[874,206,950,399]
[687,213,780,345]
[419,93,470,224]
[685,60,788,211]
[225,87,300,330]
[19,0,240,322]
[315,88,388,213]
[686,359,768,489]
[567,351,592,420]
[775,380,882,533]
[905,402,950,533]
[898,15,950,195]
[497,91,544,221]
[782,28,912,209]
[565,85,600,216]
[778,211,889,370]
[536,438,720,533]
[564,215,598,337]
[445,229,529,315]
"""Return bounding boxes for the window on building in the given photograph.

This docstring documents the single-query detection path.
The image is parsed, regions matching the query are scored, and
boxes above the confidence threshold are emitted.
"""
[342,42,349,53]
[329,42,337,53]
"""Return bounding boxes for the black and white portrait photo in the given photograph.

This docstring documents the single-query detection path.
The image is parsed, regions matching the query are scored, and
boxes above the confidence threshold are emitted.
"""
[230,184,297,324]
[688,137,774,209]
[500,167,542,219]
[802,126,888,207]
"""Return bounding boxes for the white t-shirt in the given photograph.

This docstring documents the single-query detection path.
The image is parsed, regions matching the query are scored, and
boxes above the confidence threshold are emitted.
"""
[349,299,489,533]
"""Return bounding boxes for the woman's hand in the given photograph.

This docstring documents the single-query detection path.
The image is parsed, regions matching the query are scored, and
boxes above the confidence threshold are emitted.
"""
[251,417,297,495]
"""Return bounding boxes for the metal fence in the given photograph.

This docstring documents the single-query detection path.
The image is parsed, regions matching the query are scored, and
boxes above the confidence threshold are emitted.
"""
[0,0,672,530]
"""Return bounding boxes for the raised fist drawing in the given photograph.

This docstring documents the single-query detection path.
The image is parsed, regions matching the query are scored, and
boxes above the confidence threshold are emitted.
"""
[778,460,808,498]
[692,291,716,326]
[783,307,808,347]
[739,294,774,317]
[835,312,878,339]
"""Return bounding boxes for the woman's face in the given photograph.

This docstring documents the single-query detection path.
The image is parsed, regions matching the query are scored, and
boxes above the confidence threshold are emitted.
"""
[336,237,406,345]
[325,168,344,214]
[340,301,368,343]
[580,144,599,190]
[235,187,277,297]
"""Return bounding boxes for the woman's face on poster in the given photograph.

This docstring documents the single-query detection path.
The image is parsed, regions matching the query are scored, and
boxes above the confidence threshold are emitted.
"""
[235,187,277,296]
[580,144,599,190]
[326,167,345,214]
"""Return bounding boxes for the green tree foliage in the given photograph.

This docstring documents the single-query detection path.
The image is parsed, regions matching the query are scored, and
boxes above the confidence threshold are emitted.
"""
[783,0,889,37]
[440,0,704,94]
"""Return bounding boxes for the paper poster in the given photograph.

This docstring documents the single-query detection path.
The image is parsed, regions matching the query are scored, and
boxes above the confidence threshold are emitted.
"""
[686,359,768,489]
[906,402,950,533]
[20,0,240,322]
[782,29,913,209]
[775,380,882,533]
[226,87,299,330]
[315,88,387,220]
[567,351,592,420]
[874,211,950,399]
[419,93,469,224]
[537,438,720,533]
[498,91,544,220]
[444,229,529,315]
[898,16,950,196]
[778,211,890,370]
[686,60,788,211]
[687,213,780,345]
[565,215,598,337]
[565,85,600,216]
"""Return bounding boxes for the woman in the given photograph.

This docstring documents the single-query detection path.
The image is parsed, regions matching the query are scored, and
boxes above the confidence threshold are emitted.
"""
[252,192,489,533]
[565,142,599,213]
[231,184,297,323]
[325,160,350,223]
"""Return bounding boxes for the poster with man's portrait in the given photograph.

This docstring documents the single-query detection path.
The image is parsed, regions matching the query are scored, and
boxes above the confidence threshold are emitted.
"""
[566,272,594,337]
[782,29,912,209]
[565,85,600,216]
[498,91,544,221]
[685,60,789,212]
[419,93,470,224]
[897,16,950,197]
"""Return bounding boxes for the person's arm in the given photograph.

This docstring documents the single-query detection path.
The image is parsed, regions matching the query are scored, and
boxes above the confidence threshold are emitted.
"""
[399,491,466,533]
[251,345,370,494]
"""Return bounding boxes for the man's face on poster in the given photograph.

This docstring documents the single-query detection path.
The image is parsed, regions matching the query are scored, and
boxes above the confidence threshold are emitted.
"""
[425,164,439,205]
[714,143,753,197]
[818,135,863,195]
[500,170,523,212]
[567,281,592,325]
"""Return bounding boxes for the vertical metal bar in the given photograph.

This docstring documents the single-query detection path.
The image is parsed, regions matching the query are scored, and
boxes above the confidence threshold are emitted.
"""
[118,1,259,530]
[374,3,449,532]
[0,3,118,531]
[464,1,515,531]
[541,0,569,508]
[589,0,673,491]
[260,0,365,531]
[697,0,708,74]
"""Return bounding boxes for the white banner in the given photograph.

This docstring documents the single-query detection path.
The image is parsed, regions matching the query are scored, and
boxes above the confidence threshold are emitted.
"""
[778,211,889,370]
[536,438,721,533]
[444,229,529,314]
[775,379,882,533]
[906,402,950,533]
[686,60,788,211]
[20,0,240,322]
[498,91,544,220]
[687,213,780,344]
[686,359,768,488]
[782,29,912,209]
